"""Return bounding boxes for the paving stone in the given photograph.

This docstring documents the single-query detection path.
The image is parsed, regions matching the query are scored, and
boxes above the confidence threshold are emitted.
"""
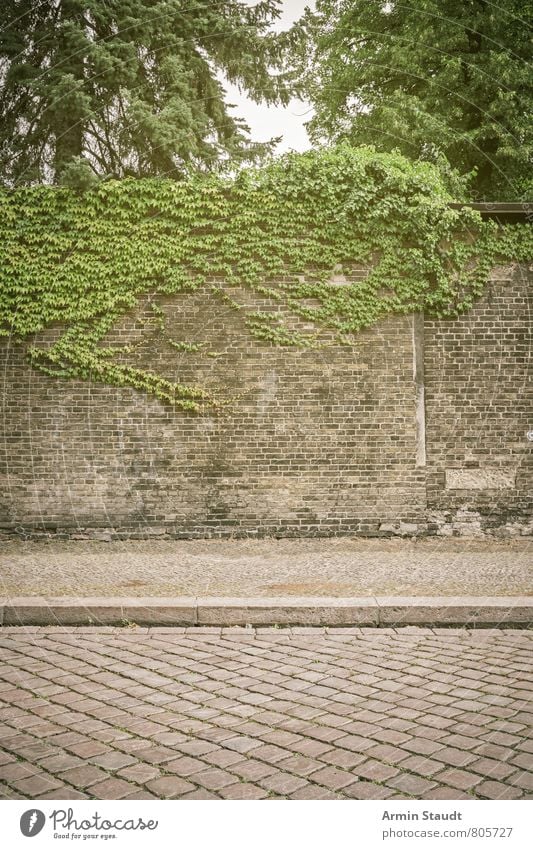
[135,746,179,764]
[398,755,445,778]
[319,749,367,769]
[309,766,356,790]
[223,735,262,753]
[475,780,523,800]
[117,763,160,783]
[291,785,339,799]
[145,776,196,798]
[0,762,39,781]
[11,774,62,796]
[68,740,110,758]
[230,760,277,782]
[260,773,309,794]
[438,768,483,791]
[193,768,238,791]
[37,788,89,799]
[91,752,136,771]
[0,626,531,802]
[508,772,533,792]
[202,749,245,768]
[424,787,472,800]
[251,743,291,763]
[387,773,437,796]
[401,737,444,756]
[354,759,400,782]
[122,790,158,799]
[163,756,207,777]
[60,765,109,788]
[180,789,220,800]
[343,782,394,799]
[468,758,516,781]
[218,783,269,799]
[508,752,533,771]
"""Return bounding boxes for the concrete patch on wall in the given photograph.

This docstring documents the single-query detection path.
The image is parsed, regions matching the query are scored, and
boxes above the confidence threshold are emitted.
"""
[445,469,516,490]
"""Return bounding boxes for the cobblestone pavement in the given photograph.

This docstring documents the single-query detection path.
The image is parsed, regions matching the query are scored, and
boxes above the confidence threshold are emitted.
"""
[0,627,532,801]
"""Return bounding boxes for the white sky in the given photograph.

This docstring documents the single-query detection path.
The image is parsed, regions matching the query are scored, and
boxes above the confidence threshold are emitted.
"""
[223,1,315,153]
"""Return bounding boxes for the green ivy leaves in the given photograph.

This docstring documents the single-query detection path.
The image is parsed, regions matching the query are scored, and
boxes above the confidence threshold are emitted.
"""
[0,145,531,411]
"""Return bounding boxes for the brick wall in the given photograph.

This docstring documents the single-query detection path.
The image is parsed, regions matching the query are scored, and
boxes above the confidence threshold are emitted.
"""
[0,263,531,539]
[423,263,532,537]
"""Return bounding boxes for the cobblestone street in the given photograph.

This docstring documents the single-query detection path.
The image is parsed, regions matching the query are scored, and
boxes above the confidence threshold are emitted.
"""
[0,627,532,801]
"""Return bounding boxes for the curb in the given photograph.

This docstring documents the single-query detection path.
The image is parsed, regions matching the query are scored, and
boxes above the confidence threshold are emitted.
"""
[0,596,531,627]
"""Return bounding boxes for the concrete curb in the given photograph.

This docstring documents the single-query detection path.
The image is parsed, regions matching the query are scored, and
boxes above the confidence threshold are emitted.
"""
[0,596,531,627]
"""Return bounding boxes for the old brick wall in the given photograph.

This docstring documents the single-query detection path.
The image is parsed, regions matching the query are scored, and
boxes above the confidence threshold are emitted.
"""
[0,264,531,539]
[423,263,532,537]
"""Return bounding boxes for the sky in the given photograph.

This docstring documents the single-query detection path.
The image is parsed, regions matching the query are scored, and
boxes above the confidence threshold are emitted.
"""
[222,0,315,153]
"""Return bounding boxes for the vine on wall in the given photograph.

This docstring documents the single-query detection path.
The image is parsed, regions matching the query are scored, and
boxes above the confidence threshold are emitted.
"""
[0,145,531,412]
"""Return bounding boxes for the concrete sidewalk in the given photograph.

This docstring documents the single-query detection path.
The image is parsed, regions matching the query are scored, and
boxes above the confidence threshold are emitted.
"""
[1,537,531,597]
[0,538,531,626]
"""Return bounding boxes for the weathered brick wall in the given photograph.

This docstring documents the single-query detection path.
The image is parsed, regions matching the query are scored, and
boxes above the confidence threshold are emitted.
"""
[423,263,532,537]
[0,264,531,539]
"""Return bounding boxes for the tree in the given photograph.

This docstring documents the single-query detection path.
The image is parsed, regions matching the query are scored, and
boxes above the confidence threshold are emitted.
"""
[0,0,295,186]
[294,0,532,199]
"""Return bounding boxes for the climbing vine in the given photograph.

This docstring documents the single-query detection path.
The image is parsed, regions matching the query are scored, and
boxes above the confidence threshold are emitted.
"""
[0,145,531,412]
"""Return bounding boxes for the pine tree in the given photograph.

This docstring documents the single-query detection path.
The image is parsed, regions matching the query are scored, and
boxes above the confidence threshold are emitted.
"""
[0,0,295,185]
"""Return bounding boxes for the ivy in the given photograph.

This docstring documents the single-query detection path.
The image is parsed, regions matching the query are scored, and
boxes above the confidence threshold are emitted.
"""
[0,145,531,412]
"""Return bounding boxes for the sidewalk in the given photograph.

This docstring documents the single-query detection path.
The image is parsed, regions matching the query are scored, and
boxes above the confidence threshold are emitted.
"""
[1,538,531,626]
